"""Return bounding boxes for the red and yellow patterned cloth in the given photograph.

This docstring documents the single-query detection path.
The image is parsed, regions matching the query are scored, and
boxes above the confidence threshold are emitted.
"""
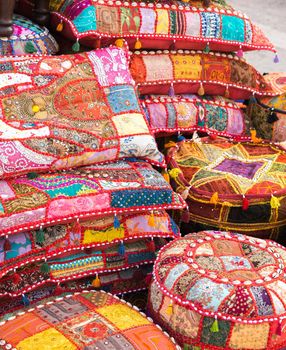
[148,230,286,349]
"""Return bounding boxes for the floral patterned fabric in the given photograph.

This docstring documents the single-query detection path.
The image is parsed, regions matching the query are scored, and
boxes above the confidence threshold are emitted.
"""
[0,14,58,56]
[148,230,286,349]
[167,137,286,238]
[141,94,250,139]
[248,73,286,143]
[130,50,275,100]
[49,0,274,53]
[0,210,179,280]
[0,47,164,179]
[0,290,179,350]
[0,237,166,297]
[0,159,185,236]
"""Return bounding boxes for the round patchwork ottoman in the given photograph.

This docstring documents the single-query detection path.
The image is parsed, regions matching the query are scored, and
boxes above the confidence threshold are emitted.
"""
[167,137,286,239]
[248,73,286,143]
[0,290,180,350]
[148,230,286,350]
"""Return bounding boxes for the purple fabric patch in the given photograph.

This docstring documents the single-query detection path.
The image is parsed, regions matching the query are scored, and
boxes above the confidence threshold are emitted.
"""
[214,159,263,179]
[64,0,92,20]
[251,286,274,316]
[140,8,156,34]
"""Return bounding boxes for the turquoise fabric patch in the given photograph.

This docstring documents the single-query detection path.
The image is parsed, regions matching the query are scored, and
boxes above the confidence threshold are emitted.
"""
[73,6,96,33]
[221,15,245,42]
[166,103,176,128]
[107,85,140,114]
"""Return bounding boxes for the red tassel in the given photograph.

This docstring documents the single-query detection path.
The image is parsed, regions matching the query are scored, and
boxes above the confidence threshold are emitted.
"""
[242,196,249,211]
[147,239,156,252]
[54,284,64,296]
[12,272,21,285]
[72,219,81,234]
[145,274,152,285]
[4,237,11,251]
[209,133,217,140]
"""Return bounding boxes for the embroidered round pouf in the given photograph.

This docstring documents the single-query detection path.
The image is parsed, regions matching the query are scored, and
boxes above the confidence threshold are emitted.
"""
[148,231,286,350]
[0,290,180,349]
[167,137,286,239]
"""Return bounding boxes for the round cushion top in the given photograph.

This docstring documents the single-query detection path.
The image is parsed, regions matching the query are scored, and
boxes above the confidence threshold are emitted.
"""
[153,230,286,323]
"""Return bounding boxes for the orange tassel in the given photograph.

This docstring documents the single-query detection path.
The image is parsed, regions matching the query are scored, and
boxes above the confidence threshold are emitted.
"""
[115,38,124,48]
[56,22,63,32]
[250,129,262,143]
[198,83,205,96]
[148,212,155,227]
[92,274,101,288]
[134,38,142,50]
[162,170,170,183]
[210,192,219,205]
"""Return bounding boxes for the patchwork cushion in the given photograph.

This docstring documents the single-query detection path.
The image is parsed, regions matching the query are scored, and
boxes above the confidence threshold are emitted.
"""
[0,290,179,349]
[0,160,185,235]
[0,14,58,56]
[141,94,250,139]
[0,210,179,279]
[0,237,165,297]
[248,73,286,143]
[167,137,286,238]
[0,264,153,316]
[0,47,164,179]
[130,50,275,99]
[148,230,286,350]
[50,0,274,53]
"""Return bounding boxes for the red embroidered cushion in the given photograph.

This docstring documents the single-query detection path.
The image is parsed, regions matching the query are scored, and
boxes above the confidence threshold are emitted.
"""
[130,50,275,100]
[167,137,286,238]
[49,0,275,54]
[0,160,185,235]
[0,290,179,350]
[0,46,164,179]
[141,94,250,139]
[148,231,286,350]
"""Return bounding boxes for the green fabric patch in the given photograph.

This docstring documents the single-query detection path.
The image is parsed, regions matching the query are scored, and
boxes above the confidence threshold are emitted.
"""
[201,316,230,347]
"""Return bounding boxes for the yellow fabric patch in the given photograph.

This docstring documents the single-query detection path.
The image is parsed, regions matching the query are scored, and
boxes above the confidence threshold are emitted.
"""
[17,328,77,350]
[171,54,202,80]
[97,304,150,330]
[112,113,149,136]
[229,323,270,349]
[83,226,124,244]
[155,9,169,34]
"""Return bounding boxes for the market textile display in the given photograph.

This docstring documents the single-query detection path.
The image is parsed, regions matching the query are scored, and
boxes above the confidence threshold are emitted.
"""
[167,137,286,238]
[148,230,286,350]
[0,14,58,56]
[0,46,164,178]
[141,94,250,138]
[50,0,275,53]
[0,290,180,350]
[130,50,275,99]
[248,73,286,143]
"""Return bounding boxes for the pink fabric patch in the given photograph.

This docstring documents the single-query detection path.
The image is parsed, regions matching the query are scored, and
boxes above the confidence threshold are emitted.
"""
[185,12,201,37]
[227,108,244,135]
[149,103,167,129]
[0,208,46,231]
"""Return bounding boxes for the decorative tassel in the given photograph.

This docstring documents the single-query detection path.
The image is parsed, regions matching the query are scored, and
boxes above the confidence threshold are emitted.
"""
[115,38,124,48]
[134,38,142,50]
[210,192,219,205]
[114,215,120,229]
[162,170,170,183]
[95,38,101,49]
[271,195,280,209]
[22,294,30,306]
[164,141,177,149]
[181,209,190,223]
[242,196,249,211]
[72,219,81,234]
[27,172,39,179]
[276,321,282,336]
[169,168,181,179]
[225,85,230,98]
[36,227,45,244]
[40,261,50,274]
[169,84,175,97]
[209,133,217,140]
[56,22,63,32]
[204,42,210,54]
[72,39,80,52]
[181,187,190,200]
[169,40,176,51]
[4,236,11,251]
[166,301,173,315]
[118,241,125,255]
[91,274,101,288]
[274,53,280,63]
[267,109,279,123]
[147,238,156,252]
[25,41,36,53]
[12,272,21,285]
[148,212,156,227]
[145,273,152,285]
[198,83,205,96]
[54,283,64,296]
[177,133,185,142]
[210,318,219,333]
[250,129,262,143]
[237,47,244,58]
